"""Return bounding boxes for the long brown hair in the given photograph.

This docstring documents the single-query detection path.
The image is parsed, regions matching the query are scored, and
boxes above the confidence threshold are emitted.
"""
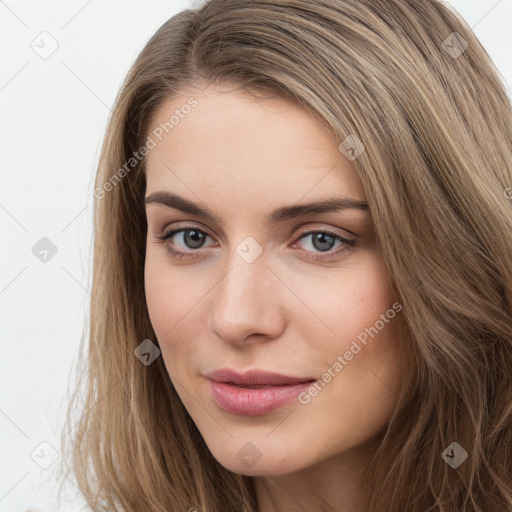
[60,1,512,510]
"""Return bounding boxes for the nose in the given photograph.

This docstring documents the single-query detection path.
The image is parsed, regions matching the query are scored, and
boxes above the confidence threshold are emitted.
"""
[208,251,286,346]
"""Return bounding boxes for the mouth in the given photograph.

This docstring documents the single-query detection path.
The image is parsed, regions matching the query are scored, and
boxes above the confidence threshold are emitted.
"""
[204,367,316,387]
[204,368,317,416]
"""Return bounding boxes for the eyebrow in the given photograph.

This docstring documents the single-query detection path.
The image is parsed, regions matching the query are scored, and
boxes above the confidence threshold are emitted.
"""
[144,191,369,225]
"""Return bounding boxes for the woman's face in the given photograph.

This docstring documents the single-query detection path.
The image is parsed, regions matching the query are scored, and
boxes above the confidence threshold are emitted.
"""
[144,83,410,476]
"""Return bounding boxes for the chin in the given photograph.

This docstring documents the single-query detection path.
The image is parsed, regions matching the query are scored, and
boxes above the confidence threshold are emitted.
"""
[206,437,310,476]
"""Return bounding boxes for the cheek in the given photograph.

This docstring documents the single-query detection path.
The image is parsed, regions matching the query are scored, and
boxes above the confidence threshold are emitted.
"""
[144,251,204,369]
[296,253,406,406]
[287,252,398,354]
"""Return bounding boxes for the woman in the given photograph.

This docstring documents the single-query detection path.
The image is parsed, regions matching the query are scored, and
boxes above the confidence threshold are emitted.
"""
[61,0,512,510]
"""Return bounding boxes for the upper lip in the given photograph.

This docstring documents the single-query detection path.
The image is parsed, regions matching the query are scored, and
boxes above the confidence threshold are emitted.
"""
[205,368,316,386]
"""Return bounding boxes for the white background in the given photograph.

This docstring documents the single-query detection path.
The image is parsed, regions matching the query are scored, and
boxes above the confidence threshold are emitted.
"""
[1,1,511,511]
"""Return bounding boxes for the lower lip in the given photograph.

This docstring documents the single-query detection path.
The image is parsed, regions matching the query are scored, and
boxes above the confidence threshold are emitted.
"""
[207,379,314,416]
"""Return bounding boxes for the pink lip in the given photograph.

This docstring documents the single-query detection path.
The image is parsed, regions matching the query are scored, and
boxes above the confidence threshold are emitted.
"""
[204,368,316,416]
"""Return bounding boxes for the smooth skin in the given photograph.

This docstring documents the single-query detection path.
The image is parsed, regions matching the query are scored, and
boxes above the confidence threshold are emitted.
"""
[144,82,412,512]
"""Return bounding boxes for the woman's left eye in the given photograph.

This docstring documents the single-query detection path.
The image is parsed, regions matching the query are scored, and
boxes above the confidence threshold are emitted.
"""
[153,226,355,261]
[291,230,355,259]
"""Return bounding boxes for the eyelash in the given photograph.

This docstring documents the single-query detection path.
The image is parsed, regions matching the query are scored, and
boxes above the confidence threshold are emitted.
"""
[152,224,355,262]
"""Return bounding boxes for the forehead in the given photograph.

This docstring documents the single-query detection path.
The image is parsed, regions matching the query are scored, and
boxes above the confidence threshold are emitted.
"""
[144,84,366,203]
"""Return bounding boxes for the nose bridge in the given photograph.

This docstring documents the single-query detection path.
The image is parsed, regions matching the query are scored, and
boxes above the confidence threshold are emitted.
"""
[221,233,270,299]
[217,245,269,316]
[208,242,282,344]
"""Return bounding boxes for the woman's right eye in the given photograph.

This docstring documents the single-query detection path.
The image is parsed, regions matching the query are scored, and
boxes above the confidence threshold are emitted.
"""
[153,227,216,258]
